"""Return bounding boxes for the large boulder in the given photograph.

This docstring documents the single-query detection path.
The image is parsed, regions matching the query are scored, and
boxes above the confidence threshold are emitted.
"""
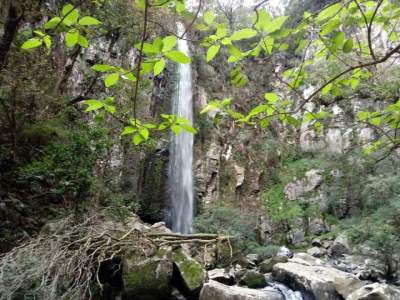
[122,255,173,299]
[199,280,284,300]
[208,268,235,285]
[347,283,400,300]
[329,233,351,257]
[272,262,364,300]
[172,248,206,293]
[260,256,288,273]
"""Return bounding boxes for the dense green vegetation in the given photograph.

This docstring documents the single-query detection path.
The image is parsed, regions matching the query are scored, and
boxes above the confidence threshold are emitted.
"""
[1,0,400,298]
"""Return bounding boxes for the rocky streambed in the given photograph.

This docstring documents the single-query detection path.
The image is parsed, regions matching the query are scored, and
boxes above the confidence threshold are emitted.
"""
[96,217,400,300]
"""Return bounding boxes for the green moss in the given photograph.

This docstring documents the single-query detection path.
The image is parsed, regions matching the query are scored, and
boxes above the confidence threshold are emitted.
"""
[172,249,205,291]
[241,271,267,288]
[123,258,172,295]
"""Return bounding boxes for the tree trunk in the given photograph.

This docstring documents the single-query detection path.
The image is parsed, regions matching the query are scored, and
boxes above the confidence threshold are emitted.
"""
[0,4,22,70]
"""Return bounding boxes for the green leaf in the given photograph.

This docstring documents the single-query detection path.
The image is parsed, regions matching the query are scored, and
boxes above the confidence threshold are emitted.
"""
[322,83,333,95]
[78,16,101,26]
[65,29,79,48]
[62,4,79,26]
[204,11,215,25]
[261,37,274,54]
[84,99,104,112]
[44,17,62,29]
[230,29,257,41]
[265,92,279,103]
[139,128,149,140]
[343,38,353,53]
[162,36,177,52]
[261,16,288,33]
[320,18,340,35]
[78,35,89,48]
[43,36,52,49]
[316,3,342,22]
[133,134,143,145]
[370,117,382,126]
[351,78,359,89]
[105,105,116,114]
[92,64,114,72]
[207,45,220,62]
[332,31,345,52]
[34,30,45,37]
[171,125,181,135]
[248,104,268,117]
[180,124,197,134]
[357,111,370,121]
[216,24,228,39]
[165,50,191,64]
[122,73,136,82]
[21,38,42,49]
[104,73,120,88]
[154,58,166,76]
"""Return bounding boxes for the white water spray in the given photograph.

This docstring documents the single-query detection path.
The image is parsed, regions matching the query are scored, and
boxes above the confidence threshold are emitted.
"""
[168,23,194,233]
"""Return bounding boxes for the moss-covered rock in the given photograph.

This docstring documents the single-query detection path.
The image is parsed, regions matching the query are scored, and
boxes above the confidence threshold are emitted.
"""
[259,256,289,273]
[122,253,173,298]
[240,270,267,288]
[172,248,206,292]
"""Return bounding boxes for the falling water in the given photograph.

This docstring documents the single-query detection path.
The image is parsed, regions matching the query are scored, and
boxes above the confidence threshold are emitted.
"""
[168,22,194,233]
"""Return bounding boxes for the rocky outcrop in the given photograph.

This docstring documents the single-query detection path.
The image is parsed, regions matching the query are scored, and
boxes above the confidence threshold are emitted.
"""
[199,280,284,300]
[347,283,400,300]
[273,261,364,300]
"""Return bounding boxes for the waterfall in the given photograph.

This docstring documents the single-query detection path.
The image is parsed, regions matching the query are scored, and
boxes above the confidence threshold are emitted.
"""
[168,22,194,233]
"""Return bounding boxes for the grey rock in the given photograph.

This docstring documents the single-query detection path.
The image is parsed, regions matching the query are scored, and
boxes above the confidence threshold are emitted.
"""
[289,229,305,245]
[273,262,364,300]
[208,268,235,285]
[347,283,400,300]
[311,238,322,247]
[276,246,293,259]
[309,218,328,236]
[200,280,284,300]
[260,256,289,273]
[246,254,260,265]
[329,233,351,257]
[307,247,327,258]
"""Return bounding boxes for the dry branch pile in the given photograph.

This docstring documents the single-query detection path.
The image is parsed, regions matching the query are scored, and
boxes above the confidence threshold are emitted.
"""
[0,213,231,300]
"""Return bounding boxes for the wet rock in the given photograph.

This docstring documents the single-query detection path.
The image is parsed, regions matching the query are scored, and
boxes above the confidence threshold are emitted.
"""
[172,248,206,293]
[208,268,235,285]
[347,283,400,300]
[276,246,293,259]
[260,256,289,273]
[329,233,351,257]
[272,262,364,300]
[307,246,327,258]
[240,270,267,288]
[200,280,284,300]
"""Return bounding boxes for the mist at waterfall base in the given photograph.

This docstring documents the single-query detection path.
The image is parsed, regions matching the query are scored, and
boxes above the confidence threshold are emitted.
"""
[167,23,194,234]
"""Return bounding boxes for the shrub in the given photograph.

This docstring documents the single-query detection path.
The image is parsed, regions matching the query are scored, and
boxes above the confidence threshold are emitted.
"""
[193,205,257,252]
[18,126,109,201]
